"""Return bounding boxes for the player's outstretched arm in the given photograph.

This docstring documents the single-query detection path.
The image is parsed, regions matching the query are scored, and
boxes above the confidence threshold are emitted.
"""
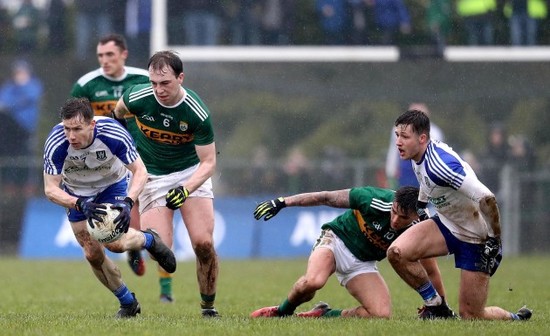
[253,189,352,221]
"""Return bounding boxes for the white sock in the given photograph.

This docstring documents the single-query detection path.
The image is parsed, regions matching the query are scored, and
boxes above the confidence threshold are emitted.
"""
[425,294,442,306]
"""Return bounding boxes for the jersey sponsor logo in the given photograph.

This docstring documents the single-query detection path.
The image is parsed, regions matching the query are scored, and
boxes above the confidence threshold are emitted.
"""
[141,115,155,122]
[90,101,117,116]
[95,90,109,97]
[96,150,107,161]
[428,195,449,208]
[353,209,392,251]
[160,112,173,120]
[65,165,111,174]
[136,119,194,145]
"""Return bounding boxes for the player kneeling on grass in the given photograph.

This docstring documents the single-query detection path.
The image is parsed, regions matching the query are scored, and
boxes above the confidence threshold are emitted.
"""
[250,186,456,319]
[386,109,531,321]
[43,97,176,318]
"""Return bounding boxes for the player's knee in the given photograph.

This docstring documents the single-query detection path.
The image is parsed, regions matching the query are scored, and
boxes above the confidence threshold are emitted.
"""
[194,241,215,262]
[386,245,402,265]
[300,275,325,292]
[348,306,391,318]
[84,248,105,267]
[459,307,484,320]
[104,240,124,253]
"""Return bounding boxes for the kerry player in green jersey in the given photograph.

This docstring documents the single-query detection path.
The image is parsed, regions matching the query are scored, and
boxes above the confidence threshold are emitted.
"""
[113,51,220,317]
[251,186,455,319]
[70,34,150,279]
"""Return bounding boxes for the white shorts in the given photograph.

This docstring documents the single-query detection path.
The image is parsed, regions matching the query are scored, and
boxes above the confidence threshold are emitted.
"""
[138,163,213,213]
[313,229,378,287]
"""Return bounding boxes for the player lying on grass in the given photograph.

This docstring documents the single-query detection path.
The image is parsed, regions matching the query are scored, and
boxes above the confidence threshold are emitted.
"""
[43,97,176,318]
[250,186,456,319]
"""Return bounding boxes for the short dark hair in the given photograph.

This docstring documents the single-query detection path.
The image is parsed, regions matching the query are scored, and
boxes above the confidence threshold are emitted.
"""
[395,109,431,137]
[98,33,128,51]
[59,97,94,123]
[394,186,420,216]
[148,50,183,77]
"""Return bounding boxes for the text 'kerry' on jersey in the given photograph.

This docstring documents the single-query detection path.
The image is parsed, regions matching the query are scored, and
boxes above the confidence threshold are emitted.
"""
[71,66,149,116]
[122,84,215,175]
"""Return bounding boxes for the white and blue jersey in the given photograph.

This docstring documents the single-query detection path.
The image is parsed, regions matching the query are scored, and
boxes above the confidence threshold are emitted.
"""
[43,117,139,197]
[413,140,495,244]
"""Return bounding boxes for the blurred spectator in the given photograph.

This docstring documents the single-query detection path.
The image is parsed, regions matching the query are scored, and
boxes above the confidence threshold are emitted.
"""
[456,0,496,45]
[425,0,452,55]
[125,0,152,66]
[260,0,296,45]
[479,123,510,194]
[74,0,115,61]
[319,145,350,190]
[0,60,43,195]
[347,0,373,45]
[372,0,411,45]
[11,0,42,54]
[181,0,224,45]
[315,0,350,45]
[283,147,311,194]
[504,0,548,46]
[46,0,68,53]
[508,134,536,171]
[385,103,444,190]
[228,0,261,45]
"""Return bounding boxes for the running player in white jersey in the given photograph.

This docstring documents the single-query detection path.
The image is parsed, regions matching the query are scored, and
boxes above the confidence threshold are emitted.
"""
[386,109,531,321]
[71,34,150,277]
[43,97,176,318]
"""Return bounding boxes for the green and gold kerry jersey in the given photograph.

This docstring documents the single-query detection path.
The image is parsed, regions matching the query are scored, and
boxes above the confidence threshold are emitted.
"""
[71,66,149,116]
[322,187,405,262]
[122,84,215,175]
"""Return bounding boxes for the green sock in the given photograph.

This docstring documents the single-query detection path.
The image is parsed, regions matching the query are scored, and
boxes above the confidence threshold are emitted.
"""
[278,298,297,316]
[201,293,216,309]
[159,277,172,296]
[323,309,343,317]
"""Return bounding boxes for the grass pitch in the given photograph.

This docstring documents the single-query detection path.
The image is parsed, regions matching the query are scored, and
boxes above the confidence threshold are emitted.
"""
[0,255,548,335]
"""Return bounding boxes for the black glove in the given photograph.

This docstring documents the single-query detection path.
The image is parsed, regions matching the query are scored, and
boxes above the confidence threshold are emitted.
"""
[76,197,107,224]
[417,201,430,221]
[253,197,286,221]
[479,236,502,276]
[111,197,134,233]
[165,186,189,210]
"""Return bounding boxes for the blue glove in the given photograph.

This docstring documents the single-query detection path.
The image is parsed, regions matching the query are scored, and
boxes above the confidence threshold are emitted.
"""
[111,197,134,233]
[76,197,107,224]
[165,186,189,210]
[253,197,286,221]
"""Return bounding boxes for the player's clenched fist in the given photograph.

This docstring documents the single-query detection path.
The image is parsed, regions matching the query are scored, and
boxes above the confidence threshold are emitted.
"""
[165,186,190,210]
[253,197,286,221]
